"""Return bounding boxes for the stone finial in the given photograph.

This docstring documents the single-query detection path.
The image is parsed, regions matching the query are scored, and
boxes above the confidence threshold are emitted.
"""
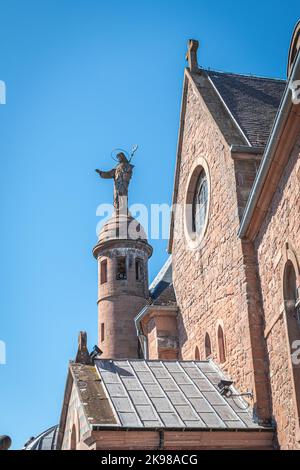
[75,331,91,365]
[186,39,199,73]
[0,435,12,450]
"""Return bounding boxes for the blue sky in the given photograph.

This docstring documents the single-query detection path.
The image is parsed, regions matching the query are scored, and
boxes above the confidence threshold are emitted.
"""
[0,0,297,449]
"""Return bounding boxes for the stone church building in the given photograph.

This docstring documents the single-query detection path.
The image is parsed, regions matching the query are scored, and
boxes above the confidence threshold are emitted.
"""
[24,21,300,450]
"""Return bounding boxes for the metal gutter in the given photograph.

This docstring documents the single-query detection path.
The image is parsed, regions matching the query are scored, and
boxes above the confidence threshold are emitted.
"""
[135,304,178,337]
[91,425,273,432]
[238,48,300,239]
[134,304,149,336]
[134,301,178,359]
[134,304,150,358]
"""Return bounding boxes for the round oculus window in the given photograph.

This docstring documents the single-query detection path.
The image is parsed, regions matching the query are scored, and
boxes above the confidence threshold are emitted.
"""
[184,158,210,249]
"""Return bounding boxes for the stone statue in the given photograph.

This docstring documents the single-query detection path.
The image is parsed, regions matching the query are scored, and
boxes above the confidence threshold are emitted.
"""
[95,152,134,210]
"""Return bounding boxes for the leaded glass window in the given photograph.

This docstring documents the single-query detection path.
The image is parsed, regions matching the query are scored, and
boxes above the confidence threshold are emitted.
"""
[192,170,208,234]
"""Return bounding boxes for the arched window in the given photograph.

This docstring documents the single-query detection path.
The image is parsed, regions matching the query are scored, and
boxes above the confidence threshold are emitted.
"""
[135,258,143,281]
[192,169,208,234]
[100,323,105,342]
[116,256,127,280]
[195,346,200,361]
[217,325,226,363]
[70,424,76,450]
[283,260,300,423]
[205,333,212,358]
[100,259,107,284]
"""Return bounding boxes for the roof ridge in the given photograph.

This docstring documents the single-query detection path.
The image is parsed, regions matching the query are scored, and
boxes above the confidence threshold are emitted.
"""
[203,67,286,83]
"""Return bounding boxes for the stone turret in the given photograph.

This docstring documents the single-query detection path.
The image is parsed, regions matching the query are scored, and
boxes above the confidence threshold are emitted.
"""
[93,212,152,358]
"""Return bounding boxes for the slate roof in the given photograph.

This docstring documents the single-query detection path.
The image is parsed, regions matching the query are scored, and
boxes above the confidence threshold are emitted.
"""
[206,70,286,148]
[152,283,177,306]
[23,425,58,450]
[150,256,173,301]
[148,256,176,307]
[95,359,269,430]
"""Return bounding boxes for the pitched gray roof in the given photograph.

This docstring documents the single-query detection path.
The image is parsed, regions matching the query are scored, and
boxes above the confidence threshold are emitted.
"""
[95,359,269,430]
[206,70,286,147]
[152,283,177,306]
[149,256,176,307]
[150,256,172,300]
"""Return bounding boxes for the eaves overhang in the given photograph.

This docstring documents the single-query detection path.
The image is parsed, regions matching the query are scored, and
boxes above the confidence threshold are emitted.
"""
[238,45,300,240]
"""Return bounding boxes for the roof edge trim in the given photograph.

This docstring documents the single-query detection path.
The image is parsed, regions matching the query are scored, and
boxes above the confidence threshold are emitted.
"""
[168,70,190,254]
[207,75,252,146]
[238,44,300,240]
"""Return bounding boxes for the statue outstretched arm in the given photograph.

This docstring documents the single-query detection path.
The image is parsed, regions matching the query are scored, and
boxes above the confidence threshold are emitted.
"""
[95,168,115,179]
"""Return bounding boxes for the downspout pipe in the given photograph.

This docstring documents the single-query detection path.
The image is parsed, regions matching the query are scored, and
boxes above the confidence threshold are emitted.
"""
[134,305,150,359]
[238,48,300,239]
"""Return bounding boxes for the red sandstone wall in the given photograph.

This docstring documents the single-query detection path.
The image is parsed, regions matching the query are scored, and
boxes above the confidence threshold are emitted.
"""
[254,136,300,449]
[147,318,157,359]
[171,78,268,418]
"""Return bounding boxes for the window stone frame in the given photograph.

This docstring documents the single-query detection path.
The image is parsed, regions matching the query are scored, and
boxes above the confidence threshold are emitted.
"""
[184,156,211,250]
